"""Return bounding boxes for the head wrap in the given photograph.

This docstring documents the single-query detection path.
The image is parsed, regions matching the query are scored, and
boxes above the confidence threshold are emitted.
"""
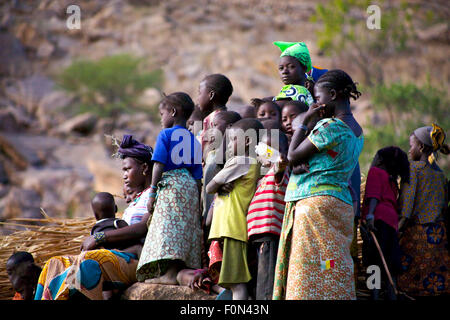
[118,135,153,164]
[273,41,312,73]
[414,124,447,164]
[273,84,314,106]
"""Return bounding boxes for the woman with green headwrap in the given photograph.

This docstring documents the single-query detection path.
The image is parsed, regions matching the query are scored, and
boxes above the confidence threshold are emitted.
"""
[273,41,314,107]
[397,124,450,297]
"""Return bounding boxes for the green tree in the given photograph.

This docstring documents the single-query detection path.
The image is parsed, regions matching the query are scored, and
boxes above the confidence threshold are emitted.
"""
[58,54,163,117]
[312,0,449,175]
[363,82,449,175]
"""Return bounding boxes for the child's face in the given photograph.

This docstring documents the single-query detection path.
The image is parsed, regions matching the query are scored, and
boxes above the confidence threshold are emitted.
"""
[257,103,281,122]
[159,103,175,129]
[227,128,249,157]
[314,84,334,109]
[197,80,213,112]
[278,56,306,85]
[6,261,35,300]
[123,186,138,203]
[281,104,301,136]
[211,116,229,135]
[187,117,195,134]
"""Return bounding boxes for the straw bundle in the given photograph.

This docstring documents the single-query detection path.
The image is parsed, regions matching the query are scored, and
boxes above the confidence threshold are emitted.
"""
[0,209,96,300]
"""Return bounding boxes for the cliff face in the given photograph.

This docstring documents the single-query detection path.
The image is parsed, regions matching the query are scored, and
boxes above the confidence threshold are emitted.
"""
[0,0,448,224]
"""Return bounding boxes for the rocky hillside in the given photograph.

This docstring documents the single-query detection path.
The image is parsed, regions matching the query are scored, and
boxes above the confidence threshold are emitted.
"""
[0,0,448,229]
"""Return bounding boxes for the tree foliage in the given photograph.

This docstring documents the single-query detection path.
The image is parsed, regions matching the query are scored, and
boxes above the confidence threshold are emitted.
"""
[58,54,163,117]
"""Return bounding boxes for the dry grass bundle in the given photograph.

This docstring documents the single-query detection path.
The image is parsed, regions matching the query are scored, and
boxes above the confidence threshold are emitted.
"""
[0,209,96,300]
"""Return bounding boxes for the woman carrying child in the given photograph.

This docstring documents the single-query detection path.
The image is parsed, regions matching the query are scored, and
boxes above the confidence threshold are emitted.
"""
[36,137,154,300]
[397,124,450,297]
[273,70,364,300]
[135,92,203,285]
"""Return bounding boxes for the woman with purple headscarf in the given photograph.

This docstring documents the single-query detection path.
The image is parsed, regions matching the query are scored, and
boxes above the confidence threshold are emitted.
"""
[35,136,154,300]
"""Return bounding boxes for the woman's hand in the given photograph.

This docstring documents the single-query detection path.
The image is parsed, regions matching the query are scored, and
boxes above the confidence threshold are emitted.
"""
[146,196,156,214]
[302,103,327,128]
[81,235,97,252]
[218,182,234,195]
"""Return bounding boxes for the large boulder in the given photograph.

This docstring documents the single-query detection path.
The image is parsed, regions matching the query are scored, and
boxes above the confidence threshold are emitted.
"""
[4,75,54,115]
[56,112,98,136]
[0,33,29,77]
[19,167,93,218]
[0,133,44,170]
[0,187,42,221]
[36,90,74,130]
[122,283,216,300]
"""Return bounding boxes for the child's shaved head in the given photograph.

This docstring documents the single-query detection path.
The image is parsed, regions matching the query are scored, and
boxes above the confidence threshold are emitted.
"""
[91,192,117,220]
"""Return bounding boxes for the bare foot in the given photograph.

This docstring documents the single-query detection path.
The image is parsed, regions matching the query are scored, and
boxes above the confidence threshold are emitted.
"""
[144,266,178,285]
[144,274,178,285]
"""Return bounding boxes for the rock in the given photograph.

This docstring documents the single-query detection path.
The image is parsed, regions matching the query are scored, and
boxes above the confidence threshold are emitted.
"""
[86,156,123,200]
[122,283,217,300]
[0,154,20,186]
[56,112,98,135]
[1,187,42,221]
[36,39,55,58]
[0,32,29,77]
[19,167,93,218]
[137,88,162,108]
[37,90,74,129]
[4,75,54,115]
[0,109,20,132]
[14,22,40,49]
[417,23,448,42]
[0,105,34,131]
[0,133,44,170]
[0,161,8,185]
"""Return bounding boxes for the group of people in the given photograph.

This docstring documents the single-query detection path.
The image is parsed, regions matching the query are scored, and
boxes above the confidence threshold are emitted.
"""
[7,41,449,300]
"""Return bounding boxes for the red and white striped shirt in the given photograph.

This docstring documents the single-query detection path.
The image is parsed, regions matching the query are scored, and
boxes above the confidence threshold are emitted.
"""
[247,166,290,238]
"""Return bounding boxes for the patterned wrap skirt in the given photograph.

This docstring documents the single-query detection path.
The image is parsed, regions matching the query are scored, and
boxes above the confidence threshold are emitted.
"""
[273,196,356,300]
[136,168,202,281]
[398,221,450,296]
[34,249,138,300]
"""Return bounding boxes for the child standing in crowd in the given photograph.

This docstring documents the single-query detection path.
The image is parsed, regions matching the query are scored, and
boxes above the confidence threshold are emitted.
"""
[202,111,242,225]
[251,98,282,124]
[136,92,203,285]
[197,74,234,152]
[281,100,309,143]
[237,105,257,119]
[90,192,128,248]
[273,41,314,106]
[397,124,450,297]
[187,106,205,143]
[206,118,264,300]
[361,146,409,300]
[247,130,290,300]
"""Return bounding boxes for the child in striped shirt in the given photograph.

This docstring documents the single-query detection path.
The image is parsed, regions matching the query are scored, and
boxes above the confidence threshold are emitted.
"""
[247,130,290,300]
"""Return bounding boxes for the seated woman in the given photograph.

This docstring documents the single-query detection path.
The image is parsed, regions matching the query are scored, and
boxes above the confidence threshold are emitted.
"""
[34,135,153,300]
